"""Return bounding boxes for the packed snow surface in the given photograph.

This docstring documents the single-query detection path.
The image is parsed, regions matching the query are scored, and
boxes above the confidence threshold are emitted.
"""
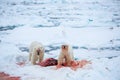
[0,0,120,80]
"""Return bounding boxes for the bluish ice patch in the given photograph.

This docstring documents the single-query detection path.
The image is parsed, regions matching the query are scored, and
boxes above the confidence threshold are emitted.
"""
[0,24,24,31]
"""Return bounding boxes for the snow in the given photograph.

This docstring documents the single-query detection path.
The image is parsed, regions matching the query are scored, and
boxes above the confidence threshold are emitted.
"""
[0,0,120,80]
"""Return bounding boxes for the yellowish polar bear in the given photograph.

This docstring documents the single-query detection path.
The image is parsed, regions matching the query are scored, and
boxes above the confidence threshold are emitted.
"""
[57,44,74,67]
[29,41,44,65]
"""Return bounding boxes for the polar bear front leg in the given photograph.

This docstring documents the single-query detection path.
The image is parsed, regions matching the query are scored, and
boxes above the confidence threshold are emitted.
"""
[38,52,44,63]
[29,53,32,61]
[65,53,72,66]
[31,53,38,65]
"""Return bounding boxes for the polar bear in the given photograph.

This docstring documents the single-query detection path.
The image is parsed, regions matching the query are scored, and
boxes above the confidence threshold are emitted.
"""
[57,44,74,67]
[29,41,44,65]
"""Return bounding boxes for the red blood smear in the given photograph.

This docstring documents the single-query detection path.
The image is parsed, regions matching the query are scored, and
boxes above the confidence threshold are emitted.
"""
[38,58,58,67]
[0,72,20,80]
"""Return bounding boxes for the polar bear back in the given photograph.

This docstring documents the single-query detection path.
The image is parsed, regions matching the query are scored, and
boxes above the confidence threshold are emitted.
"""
[29,41,44,53]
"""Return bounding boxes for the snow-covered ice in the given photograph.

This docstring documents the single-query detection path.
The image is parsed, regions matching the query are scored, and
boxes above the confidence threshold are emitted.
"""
[0,0,120,80]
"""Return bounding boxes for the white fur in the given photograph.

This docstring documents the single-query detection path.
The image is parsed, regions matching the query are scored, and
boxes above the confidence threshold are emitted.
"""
[58,44,74,66]
[29,41,44,65]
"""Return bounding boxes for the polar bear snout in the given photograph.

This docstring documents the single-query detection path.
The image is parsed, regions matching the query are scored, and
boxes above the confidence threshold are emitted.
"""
[37,48,41,55]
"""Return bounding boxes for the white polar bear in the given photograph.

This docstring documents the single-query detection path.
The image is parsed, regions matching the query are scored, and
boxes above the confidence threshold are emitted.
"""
[29,41,44,65]
[57,44,74,67]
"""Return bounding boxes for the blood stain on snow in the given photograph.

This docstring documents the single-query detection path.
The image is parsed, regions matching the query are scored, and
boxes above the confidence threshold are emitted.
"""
[0,72,20,80]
